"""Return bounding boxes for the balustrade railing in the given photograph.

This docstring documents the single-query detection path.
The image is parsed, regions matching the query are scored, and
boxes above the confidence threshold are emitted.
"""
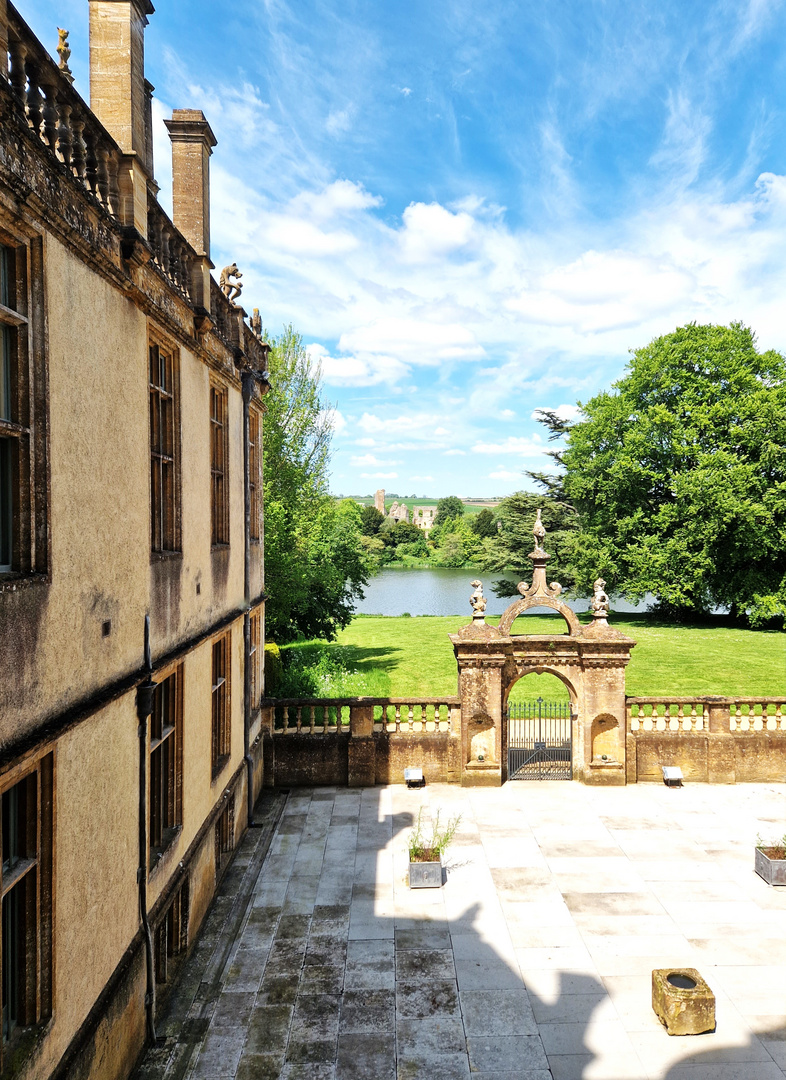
[628,697,786,733]
[6,5,123,219]
[264,697,459,735]
[729,699,786,732]
[210,278,237,347]
[628,699,708,732]
[146,199,199,303]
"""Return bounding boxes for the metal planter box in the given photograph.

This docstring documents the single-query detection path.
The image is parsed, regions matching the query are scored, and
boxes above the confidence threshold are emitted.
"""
[409,859,442,888]
[755,848,786,886]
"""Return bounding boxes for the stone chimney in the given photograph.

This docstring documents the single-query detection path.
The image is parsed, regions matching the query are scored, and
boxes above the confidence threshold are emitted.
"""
[164,109,216,308]
[89,0,155,236]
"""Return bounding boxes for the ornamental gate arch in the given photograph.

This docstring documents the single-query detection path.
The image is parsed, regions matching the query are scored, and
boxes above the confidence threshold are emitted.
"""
[450,514,636,786]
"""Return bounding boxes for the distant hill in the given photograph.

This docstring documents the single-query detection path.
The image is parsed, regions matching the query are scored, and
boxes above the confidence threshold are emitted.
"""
[347,495,501,515]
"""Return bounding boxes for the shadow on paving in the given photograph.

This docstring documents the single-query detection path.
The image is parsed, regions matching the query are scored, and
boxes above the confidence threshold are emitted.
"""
[132,786,785,1080]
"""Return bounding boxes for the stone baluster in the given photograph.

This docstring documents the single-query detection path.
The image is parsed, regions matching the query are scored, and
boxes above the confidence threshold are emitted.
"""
[107,150,120,218]
[160,227,171,277]
[56,95,73,170]
[41,75,58,150]
[308,706,315,734]
[70,110,86,182]
[84,126,99,196]
[96,146,110,207]
[295,705,302,733]
[394,704,401,730]
[8,35,27,105]
[24,56,44,138]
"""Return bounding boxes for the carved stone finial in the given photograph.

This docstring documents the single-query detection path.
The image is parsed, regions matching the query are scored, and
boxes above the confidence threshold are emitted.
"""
[533,508,546,551]
[591,577,610,621]
[219,263,243,304]
[57,28,74,83]
[251,308,262,336]
[469,579,487,620]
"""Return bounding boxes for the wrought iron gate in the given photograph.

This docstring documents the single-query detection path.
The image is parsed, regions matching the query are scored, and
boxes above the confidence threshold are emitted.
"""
[507,697,572,780]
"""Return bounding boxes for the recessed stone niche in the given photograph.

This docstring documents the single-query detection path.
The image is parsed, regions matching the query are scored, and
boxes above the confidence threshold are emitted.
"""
[469,714,495,764]
[652,968,715,1035]
[591,713,620,762]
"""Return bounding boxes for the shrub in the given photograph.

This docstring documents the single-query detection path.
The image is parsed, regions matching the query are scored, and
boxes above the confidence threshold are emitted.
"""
[264,642,283,696]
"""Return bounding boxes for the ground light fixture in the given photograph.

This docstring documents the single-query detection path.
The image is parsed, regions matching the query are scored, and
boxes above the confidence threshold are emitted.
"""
[662,765,684,787]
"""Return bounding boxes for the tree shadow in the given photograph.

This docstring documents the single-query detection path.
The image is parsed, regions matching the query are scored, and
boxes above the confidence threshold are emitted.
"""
[136,785,785,1080]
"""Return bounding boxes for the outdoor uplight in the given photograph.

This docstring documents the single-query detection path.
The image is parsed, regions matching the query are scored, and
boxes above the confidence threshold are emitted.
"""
[662,765,684,787]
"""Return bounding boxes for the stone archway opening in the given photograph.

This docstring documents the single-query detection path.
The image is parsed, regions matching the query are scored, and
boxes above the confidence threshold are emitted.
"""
[507,671,572,705]
[450,511,636,787]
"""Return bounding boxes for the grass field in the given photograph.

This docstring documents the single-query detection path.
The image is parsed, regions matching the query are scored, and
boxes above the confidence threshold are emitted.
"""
[279,613,785,701]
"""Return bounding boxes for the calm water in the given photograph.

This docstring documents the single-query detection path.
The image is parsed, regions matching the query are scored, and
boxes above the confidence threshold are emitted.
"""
[353,566,651,617]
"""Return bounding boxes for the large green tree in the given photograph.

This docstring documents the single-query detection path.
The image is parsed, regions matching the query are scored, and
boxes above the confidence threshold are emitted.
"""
[561,322,786,625]
[263,326,370,642]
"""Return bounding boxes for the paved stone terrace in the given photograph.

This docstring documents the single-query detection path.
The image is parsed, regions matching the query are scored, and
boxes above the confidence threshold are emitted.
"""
[136,782,786,1080]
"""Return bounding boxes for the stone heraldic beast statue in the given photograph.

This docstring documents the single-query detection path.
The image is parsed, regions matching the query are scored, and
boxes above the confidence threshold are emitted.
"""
[220,263,243,305]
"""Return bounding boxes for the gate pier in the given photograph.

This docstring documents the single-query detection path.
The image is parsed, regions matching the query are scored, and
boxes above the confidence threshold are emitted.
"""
[450,516,635,787]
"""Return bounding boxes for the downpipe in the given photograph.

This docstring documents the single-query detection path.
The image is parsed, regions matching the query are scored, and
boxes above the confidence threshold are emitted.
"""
[241,370,255,827]
[136,615,157,1044]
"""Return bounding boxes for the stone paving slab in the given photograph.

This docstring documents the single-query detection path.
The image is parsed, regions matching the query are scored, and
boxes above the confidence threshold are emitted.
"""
[135,782,786,1080]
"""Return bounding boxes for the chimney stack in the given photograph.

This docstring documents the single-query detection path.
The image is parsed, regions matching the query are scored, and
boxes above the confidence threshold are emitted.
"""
[89,0,155,236]
[164,110,217,310]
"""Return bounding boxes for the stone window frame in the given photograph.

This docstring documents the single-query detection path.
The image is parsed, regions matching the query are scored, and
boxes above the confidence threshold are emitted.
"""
[0,227,48,585]
[209,381,229,547]
[211,631,231,779]
[153,878,188,986]
[249,608,261,709]
[148,331,182,557]
[149,663,184,870]
[249,406,261,543]
[0,750,54,1068]
[214,797,235,877]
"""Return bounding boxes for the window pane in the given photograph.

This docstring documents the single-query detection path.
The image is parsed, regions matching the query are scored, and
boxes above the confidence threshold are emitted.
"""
[0,326,10,422]
[2,887,20,1041]
[0,246,8,309]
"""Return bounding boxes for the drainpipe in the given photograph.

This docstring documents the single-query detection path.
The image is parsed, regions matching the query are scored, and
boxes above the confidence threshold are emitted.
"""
[241,368,255,826]
[136,615,157,1043]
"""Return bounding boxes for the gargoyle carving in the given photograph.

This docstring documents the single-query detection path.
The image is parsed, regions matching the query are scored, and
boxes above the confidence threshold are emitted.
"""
[219,263,243,304]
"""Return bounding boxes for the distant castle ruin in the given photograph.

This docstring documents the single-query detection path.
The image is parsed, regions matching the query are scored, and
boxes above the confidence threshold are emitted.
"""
[374,489,436,534]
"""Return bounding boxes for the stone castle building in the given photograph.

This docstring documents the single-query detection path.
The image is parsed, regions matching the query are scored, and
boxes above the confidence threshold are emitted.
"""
[373,488,436,533]
[0,3,269,1077]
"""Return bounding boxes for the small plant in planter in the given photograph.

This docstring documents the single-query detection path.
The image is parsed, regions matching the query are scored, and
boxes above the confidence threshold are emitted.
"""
[755,832,786,886]
[408,808,461,889]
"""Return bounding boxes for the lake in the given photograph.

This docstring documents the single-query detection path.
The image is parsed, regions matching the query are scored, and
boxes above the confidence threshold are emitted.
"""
[352,566,652,618]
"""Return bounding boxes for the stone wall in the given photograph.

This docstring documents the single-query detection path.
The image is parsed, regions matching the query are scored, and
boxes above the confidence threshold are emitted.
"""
[627,698,786,784]
[261,699,462,788]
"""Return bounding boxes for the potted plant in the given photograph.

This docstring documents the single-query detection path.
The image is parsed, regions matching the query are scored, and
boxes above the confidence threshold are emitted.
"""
[408,808,461,889]
[755,833,786,886]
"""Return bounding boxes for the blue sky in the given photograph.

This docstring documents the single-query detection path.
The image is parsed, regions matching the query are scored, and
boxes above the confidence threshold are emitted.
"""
[19,0,786,498]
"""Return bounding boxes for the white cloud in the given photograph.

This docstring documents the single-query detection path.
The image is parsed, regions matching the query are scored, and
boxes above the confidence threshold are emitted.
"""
[360,471,399,479]
[410,475,433,481]
[489,469,523,481]
[398,86,412,96]
[350,453,401,466]
[444,449,466,456]
[472,437,545,456]
[399,202,475,262]
[500,409,515,419]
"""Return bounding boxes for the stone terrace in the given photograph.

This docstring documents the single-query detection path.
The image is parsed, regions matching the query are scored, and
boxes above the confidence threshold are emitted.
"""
[136,782,786,1080]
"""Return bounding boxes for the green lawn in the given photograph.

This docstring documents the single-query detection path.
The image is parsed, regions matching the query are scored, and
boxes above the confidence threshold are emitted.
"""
[323,613,785,701]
